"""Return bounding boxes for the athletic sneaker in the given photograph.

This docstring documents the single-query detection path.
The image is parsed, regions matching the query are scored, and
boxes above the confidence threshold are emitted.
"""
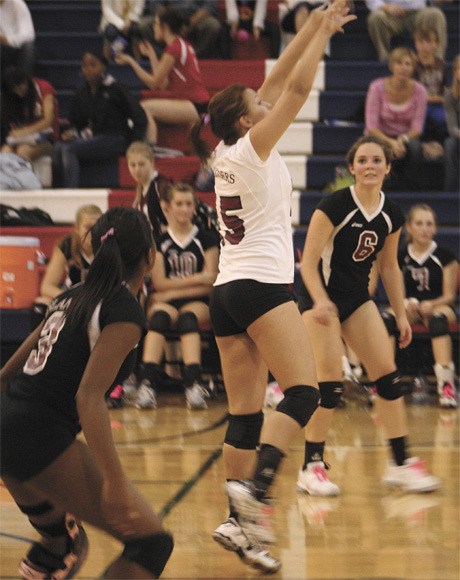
[263,381,284,409]
[296,461,340,496]
[185,382,210,410]
[382,458,441,493]
[122,373,138,404]
[134,379,157,409]
[19,515,88,579]
[212,518,281,574]
[439,382,458,408]
[107,384,124,408]
[226,480,275,545]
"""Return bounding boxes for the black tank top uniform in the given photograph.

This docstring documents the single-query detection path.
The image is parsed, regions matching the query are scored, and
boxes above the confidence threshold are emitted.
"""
[399,241,457,303]
[0,283,147,481]
[159,225,219,308]
[298,186,405,321]
[58,235,92,288]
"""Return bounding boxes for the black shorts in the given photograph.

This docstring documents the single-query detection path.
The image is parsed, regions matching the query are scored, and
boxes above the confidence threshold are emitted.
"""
[298,284,370,323]
[169,296,209,311]
[210,279,294,337]
[0,391,78,482]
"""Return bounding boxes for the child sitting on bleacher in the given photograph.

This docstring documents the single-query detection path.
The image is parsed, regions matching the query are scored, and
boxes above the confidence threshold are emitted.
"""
[29,204,102,330]
[138,182,219,410]
[383,203,459,408]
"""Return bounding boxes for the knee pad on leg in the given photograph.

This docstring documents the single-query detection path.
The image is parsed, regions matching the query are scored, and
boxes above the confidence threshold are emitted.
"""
[276,385,320,428]
[381,311,397,336]
[149,310,171,334]
[122,532,174,577]
[319,381,344,409]
[428,313,449,338]
[224,411,264,450]
[177,312,199,335]
[375,371,403,400]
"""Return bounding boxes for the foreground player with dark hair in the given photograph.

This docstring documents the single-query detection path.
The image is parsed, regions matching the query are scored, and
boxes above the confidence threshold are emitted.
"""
[296,135,441,497]
[0,207,173,579]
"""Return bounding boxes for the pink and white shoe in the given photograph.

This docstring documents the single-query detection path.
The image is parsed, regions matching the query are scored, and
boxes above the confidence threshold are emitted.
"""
[297,461,340,496]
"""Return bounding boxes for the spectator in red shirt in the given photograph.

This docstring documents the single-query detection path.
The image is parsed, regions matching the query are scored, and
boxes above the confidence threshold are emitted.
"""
[115,7,209,149]
[0,66,59,162]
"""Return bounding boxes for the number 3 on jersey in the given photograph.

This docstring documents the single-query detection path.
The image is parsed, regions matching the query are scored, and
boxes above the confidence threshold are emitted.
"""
[23,311,66,375]
[220,196,245,245]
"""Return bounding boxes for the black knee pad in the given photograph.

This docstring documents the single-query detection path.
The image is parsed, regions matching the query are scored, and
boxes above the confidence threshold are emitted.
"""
[122,532,174,577]
[428,313,449,338]
[375,371,403,400]
[381,311,397,336]
[276,385,320,428]
[318,381,344,409]
[177,312,199,335]
[149,310,171,334]
[18,501,53,516]
[225,411,264,450]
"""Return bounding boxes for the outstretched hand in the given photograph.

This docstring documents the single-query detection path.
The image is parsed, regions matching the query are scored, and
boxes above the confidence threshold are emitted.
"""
[321,0,357,35]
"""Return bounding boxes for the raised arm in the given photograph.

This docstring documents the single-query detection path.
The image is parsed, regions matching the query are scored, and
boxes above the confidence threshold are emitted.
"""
[251,1,355,159]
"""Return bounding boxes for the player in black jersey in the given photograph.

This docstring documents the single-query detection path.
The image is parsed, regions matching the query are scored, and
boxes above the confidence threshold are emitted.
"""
[384,203,459,407]
[297,135,440,496]
[0,208,173,579]
[140,182,219,409]
[30,204,102,330]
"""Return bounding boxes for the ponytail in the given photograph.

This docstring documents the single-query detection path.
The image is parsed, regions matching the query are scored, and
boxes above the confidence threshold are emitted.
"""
[191,114,213,164]
[65,207,154,332]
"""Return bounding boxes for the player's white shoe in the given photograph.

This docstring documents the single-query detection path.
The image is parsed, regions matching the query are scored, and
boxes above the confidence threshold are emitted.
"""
[297,461,340,496]
[382,458,441,493]
[134,379,157,409]
[185,382,210,409]
[213,517,281,574]
[438,382,458,408]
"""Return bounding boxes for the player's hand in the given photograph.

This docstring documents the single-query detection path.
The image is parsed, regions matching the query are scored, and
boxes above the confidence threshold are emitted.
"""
[312,299,338,325]
[321,0,357,35]
[396,316,412,349]
[418,300,434,317]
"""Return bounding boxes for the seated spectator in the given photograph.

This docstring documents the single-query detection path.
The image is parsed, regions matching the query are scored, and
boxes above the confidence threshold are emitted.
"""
[1,66,59,164]
[139,182,219,410]
[30,204,103,330]
[0,0,35,75]
[280,1,325,36]
[99,0,145,61]
[444,54,459,191]
[52,51,147,188]
[365,0,448,62]
[382,203,458,408]
[115,8,209,149]
[413,25,448,147]
[365,47,426,190]
[140,0,222,59]
[221,0,281,59]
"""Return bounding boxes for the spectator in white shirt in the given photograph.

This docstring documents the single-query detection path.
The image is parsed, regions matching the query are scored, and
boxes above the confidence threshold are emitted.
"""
[0,0,35,75]
[365,0,448,61]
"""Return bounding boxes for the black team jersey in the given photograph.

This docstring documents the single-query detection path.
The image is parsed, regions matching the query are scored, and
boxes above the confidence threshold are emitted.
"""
[159,225,219,280]
[8,284,146,429]
[299,186,405,298]
[399,241,457,302]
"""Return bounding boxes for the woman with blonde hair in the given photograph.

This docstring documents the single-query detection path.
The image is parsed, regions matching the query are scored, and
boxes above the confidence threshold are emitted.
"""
[384,203,458,407]
[30,204,102,329]
[365,46,427,189]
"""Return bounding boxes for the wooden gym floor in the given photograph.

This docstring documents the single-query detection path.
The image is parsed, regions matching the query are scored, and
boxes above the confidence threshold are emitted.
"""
[1,391,458,580]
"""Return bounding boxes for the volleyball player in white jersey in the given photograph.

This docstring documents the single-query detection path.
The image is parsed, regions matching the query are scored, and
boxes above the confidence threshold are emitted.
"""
[191,1,356,572]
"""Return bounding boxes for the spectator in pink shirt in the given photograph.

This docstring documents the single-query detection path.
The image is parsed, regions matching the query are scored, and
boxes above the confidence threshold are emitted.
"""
[365,47,426,189]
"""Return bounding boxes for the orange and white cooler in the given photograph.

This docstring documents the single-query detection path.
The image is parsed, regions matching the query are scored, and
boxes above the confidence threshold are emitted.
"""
[0,236,40,309]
